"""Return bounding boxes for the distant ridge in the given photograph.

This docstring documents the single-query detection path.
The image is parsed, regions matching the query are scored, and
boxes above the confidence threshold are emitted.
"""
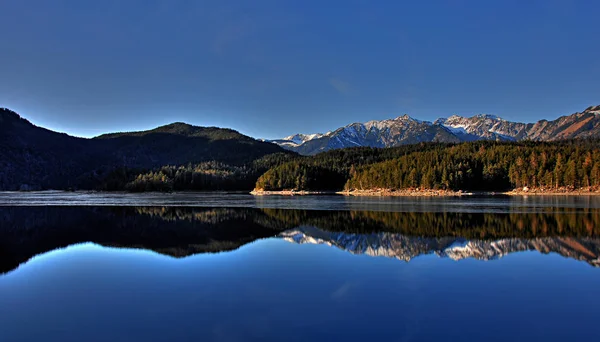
[271,105,600,155]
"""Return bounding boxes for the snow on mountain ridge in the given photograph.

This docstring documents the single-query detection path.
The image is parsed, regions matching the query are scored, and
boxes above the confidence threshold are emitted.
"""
[283,133,325,144]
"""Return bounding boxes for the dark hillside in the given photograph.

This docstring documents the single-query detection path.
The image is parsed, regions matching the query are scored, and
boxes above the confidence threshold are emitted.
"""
[0,108,288,190]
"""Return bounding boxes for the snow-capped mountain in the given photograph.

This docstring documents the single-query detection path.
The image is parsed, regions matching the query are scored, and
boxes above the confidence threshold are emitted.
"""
[273,115,460,155]
[267,133,326,148]
[280,226,600,267]
[272,105,600,155]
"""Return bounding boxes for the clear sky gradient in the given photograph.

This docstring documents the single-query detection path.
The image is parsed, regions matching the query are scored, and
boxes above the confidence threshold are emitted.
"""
[1,0,599,139]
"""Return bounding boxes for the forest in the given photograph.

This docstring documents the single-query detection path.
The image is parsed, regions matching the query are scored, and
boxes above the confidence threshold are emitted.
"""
[80,139,600,193]
[100,153,295,192]
[255,140,600,192]
[254,142,449,190]
[108,142,443,191]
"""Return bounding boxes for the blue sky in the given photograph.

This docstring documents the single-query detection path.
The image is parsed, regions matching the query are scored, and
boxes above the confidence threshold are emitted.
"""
[1,0,599,139]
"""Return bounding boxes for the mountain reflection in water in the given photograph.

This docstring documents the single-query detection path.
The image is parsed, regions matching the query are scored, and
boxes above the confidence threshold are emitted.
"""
[1,206,600,274]
[280,226,600,266]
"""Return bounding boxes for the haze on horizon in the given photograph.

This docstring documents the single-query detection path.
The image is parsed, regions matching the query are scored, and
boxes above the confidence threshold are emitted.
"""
[1,0,599,139]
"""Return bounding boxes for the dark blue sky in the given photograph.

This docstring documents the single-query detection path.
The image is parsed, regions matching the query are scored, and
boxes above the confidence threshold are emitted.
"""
[1,0,599,139]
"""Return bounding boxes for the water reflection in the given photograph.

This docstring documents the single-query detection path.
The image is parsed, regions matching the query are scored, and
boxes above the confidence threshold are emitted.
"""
[2,206,600,274]
[281,226,600,267]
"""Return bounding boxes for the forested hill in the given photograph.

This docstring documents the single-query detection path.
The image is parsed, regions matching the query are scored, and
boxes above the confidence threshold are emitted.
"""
[91,122,284,167]
[0,108,290,191]
[96,122,246,140]
[254,140,600,192]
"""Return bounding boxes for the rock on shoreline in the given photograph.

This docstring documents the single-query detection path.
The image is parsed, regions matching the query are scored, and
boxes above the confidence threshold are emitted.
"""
[338,189,466,197]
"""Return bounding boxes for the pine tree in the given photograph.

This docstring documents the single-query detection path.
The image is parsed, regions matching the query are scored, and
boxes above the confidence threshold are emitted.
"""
[564,158,577,188]
[554,153,564,188]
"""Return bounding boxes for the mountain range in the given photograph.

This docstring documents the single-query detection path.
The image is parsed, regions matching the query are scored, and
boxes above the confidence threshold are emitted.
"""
[3,104,600,190]
[271,105,600,155]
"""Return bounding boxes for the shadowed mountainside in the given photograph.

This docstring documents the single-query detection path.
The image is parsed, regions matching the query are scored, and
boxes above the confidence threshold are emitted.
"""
[0,108,287,190]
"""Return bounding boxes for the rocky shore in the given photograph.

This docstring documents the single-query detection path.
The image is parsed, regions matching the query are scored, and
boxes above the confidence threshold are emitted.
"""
[505,187,600,196]
[337,189,466,197]
[251,187,600,197]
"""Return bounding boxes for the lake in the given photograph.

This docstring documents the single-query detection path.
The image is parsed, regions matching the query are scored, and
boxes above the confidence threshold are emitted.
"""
[1,193,599,341]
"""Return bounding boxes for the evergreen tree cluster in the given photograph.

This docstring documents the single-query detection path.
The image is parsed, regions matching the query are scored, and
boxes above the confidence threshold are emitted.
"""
[347,140,600,191]
[255,143,450,190]
[255,140,600,192]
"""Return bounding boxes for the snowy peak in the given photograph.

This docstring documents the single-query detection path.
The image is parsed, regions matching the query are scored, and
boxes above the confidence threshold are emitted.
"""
[263,132,326,148]
[281,133,324,145]
[283,133,325,145]
[435,113,526,141]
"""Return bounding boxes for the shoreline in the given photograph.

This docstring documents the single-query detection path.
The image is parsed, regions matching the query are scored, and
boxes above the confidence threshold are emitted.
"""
[503,190,600,196]
[250,190,336,196]
[9,189,600,197]
[251,188,600,197]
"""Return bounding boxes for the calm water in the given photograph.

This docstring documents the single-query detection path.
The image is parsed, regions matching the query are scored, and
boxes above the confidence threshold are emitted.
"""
[2,190,600,212]
[1,193,599,341]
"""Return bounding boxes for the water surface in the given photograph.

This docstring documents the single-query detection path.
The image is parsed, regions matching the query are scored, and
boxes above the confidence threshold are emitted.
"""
[0,194,599,341]
[2,191,600,212]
